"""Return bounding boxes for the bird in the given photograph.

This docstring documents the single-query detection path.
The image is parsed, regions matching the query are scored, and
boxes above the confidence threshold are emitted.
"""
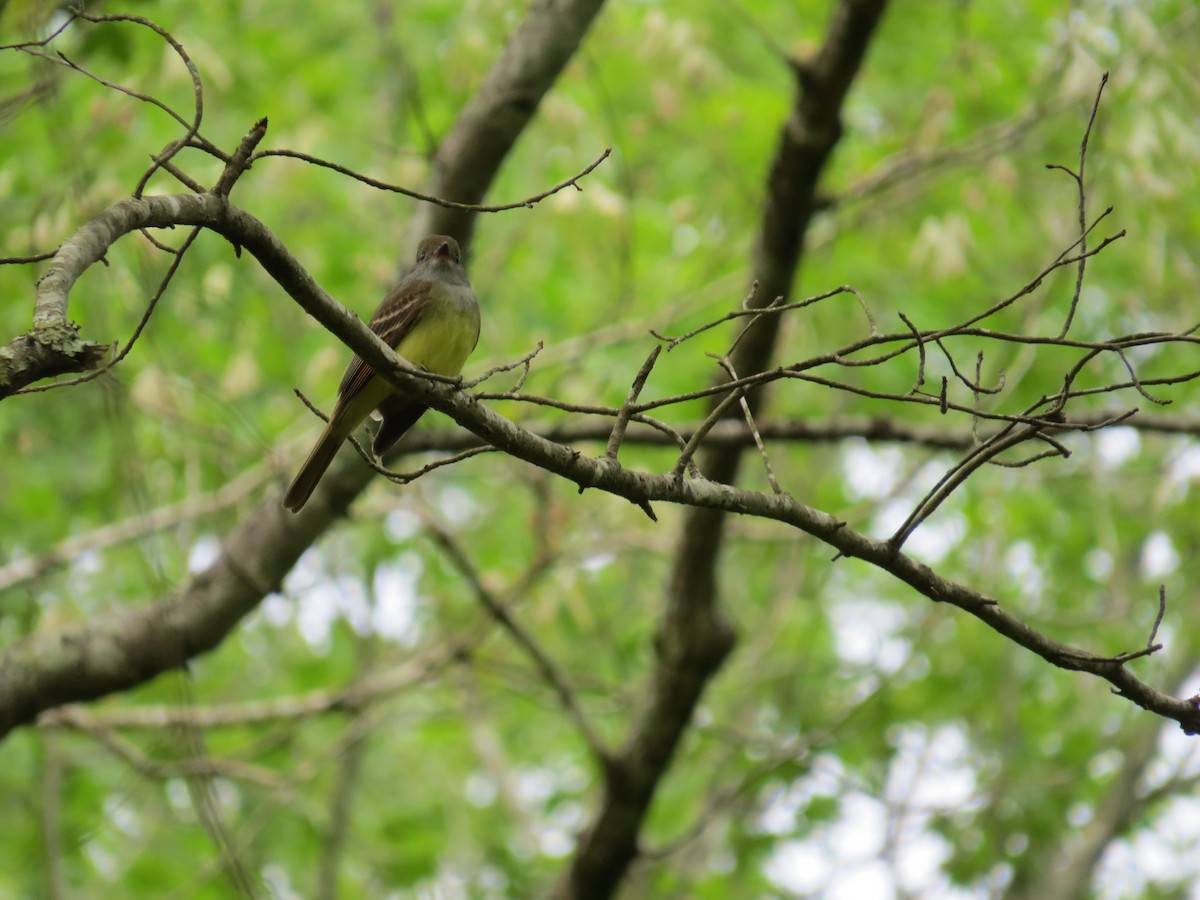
[283,235,480,512]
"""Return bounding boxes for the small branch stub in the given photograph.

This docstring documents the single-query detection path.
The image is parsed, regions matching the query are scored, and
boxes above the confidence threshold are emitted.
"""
[0,322,109,399]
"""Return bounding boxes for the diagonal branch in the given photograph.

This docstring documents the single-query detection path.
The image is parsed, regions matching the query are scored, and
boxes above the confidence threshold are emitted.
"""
[427,524,612,767]
[0,0,618,739]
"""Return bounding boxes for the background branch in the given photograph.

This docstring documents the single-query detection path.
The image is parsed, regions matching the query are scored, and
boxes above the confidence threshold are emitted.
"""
[555,3,893,895]
[3,4,1198,898]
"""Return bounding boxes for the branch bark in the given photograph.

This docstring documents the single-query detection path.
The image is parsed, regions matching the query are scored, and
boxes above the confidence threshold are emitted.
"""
[0,194,1195,739]
[2,94,1197,752]
[4,17,1200,900]
[1011,650,1200,900]
[0,326,108,398]
[0,0,614,733]
[553,2,892,897]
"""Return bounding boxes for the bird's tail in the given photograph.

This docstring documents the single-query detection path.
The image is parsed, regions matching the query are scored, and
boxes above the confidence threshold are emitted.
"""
[283,424,344,512]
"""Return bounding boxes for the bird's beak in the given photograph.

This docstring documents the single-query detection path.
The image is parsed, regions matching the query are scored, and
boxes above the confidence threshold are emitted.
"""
[435,241,453,259]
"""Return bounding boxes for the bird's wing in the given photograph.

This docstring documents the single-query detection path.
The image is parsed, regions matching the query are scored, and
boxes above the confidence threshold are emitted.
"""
[336,279,434,404]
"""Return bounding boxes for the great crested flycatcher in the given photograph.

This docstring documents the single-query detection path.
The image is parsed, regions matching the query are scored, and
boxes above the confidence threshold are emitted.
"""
[283,235,480,512]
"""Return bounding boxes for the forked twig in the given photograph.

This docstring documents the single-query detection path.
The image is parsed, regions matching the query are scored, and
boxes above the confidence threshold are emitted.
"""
[1047,72,1109,338]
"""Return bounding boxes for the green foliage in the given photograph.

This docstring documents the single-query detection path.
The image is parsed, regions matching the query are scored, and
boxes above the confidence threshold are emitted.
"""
[2,1,1199,897]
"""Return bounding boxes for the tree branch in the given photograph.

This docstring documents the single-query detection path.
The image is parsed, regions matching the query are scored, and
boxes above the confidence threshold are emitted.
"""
[553,2,893,896]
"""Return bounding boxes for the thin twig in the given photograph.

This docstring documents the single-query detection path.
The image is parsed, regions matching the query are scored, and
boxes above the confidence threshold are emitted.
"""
[1050,72,1109,338]
[714,355,782,494]
[0,250,58,265]
[670,385,748,481]
[1115,347,1172,406]
[253,147,612,213]
[897,311,926,395]
[889,424,1041,550]
[934,338,1005,396]
[604,345,662,461]
[462,341,544,389]
[292,388,498,485]
[14,225,205,395]
[651,284,852,351]
[1148,586,1167,649]
[377,446,498,485]
[425,524,612,768]
[47,706,285,789]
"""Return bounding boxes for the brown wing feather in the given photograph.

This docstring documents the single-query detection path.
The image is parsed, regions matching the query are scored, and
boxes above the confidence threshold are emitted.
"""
[372,395,429,456]
[335,280,433,407]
